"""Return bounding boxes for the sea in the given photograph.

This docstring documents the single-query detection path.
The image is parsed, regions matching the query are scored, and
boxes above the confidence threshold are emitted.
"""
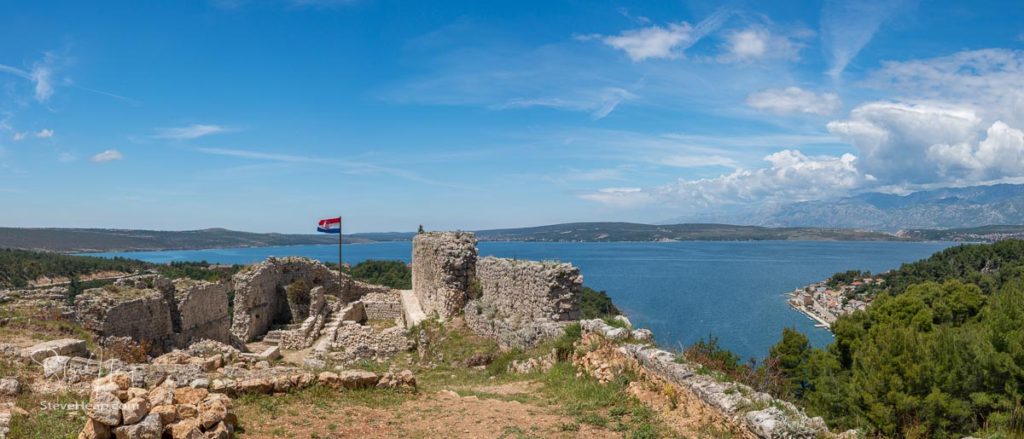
[82,240,957,361]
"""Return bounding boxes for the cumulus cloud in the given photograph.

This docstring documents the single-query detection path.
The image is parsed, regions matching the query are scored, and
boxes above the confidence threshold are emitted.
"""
[582,9,730,61]
[153,124,230,140]
[581,150,865,208]
[864,49,1024,127]
[11,128,55,141]
[719,27,807,63]
[746,87,841,115]
[90,150,123,163]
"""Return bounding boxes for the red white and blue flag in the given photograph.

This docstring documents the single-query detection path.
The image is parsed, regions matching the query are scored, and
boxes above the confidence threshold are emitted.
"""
[317,217,341,234]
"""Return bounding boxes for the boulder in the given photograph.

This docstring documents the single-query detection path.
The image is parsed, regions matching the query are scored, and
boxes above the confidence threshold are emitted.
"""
[20,338,88,362]
[87,391,123,426]
[149,404,177,425]
[631,328,654,342]
[173,387,208,405]
[120,397,150,425]
[43,355,71,378]
[165,419,203,439]
[0,378,19,396]
[336,370,379,389]
[112,412,161,439]
[78,418,112,439]
[147,386,174,406]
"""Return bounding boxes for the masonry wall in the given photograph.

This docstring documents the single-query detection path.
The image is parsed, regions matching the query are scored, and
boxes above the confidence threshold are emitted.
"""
[230,257,341,342]
[173,280,231,346]
[475,257,582,321]
[75,288,176,353]
[362,292,403,321]
[411,232,477,320]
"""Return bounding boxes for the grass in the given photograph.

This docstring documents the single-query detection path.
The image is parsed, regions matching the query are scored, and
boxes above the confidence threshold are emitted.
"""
[0,304,97,351]
[7,391,88,439]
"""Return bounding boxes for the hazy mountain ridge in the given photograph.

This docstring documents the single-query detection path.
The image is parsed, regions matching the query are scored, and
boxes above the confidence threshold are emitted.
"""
[661,184,1024,231]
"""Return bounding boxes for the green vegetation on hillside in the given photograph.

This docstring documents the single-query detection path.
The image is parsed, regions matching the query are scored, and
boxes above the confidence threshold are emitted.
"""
[344,259,412,289]
[762,240,1024,437]
[0,249,149,287]
[579,286,621,319]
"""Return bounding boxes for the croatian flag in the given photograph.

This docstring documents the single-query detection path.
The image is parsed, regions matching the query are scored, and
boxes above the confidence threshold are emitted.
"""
[317,217,341,234]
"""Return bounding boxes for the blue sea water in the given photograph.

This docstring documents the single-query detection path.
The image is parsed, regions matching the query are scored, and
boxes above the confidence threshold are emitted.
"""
[83,240,956,361]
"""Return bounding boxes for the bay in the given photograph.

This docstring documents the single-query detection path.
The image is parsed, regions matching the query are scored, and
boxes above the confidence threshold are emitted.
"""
[83,240,956,361]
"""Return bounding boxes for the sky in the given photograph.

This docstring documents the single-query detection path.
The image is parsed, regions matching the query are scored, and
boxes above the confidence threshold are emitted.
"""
[1,0,1022,233]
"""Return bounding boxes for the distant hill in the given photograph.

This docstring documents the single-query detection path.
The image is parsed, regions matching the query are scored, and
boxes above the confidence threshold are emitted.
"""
[0,227,355,253]
[471,222,902,242]
[897,225,1024,242]
[0,223,907,253]
[749,184,1024,231]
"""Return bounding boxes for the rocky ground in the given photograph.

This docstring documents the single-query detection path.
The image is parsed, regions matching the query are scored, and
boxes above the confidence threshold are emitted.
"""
[0,296,768,438]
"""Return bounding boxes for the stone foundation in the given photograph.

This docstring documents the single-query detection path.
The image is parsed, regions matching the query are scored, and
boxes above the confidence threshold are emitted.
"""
[411,232,477,320]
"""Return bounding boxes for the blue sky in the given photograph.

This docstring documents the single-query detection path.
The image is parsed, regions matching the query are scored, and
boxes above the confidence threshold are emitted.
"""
[1,0,1022,233]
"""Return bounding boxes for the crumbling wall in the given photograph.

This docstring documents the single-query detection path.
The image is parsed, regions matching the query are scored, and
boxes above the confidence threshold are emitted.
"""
[73,277,232,353]
[463,257,582,349]
[230,257,341,342]
[74,288,176,353]
[327,322,412,363]
[476,257,582,321]
[362,291,402,321]
[411,232,477,320]
[172,280,231,347]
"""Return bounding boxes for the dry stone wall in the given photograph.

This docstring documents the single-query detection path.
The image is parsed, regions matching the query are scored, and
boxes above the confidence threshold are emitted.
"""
[73,276,232,353]
[172,280,231,347]
[411,232,477,320]
[362,291,403,321]
[230,257,340,342]
[476,257,582,321]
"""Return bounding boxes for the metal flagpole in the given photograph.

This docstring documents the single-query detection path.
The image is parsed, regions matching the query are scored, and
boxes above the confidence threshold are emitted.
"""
[344,214,348,270]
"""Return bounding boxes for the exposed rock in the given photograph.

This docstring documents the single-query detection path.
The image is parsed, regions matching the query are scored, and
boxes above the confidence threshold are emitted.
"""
[0,377,19,396]
[87,391,123,426]
[112,412,161,439]
[376,369,417,390]
[120,397,150,425]
[20,338,88,362]
[79,418,112,439]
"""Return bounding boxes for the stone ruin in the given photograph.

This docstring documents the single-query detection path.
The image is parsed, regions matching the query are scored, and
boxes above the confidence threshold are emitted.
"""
[465,257,583,349]
[73,275,231,354]
[411,231,477,320]
[229,256,391,343]
[411,231,584,349]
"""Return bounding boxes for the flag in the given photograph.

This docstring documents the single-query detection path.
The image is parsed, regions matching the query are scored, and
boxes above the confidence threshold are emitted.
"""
[317,217,341,234]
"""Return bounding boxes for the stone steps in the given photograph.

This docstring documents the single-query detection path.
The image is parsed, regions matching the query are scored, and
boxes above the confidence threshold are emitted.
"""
[312,307,348,353]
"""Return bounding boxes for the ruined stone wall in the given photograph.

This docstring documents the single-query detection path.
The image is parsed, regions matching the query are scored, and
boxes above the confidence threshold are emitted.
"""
[74,288,176,353]
[362,291,402,321]
[411,232,477,320]
[463,303,569,349]
[230,257,341,342]
[476,257,582,321]
[172,280,231,347]
[327,322,412,364]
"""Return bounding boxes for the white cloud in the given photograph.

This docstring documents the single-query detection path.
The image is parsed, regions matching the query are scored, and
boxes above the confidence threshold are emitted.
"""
[746,87,841,115]
[583,9,730,62]
[57,152,76,163]
[821,0,915,78]
[864,49,1024,127]
[581,150,865,208]
[153,124,230,140]
[0,53,58,102]
[35,128,54,138]
[90,150,123,163]
[13,128,57,141]
[12,132,26,141]
[496,87,636,119]
[719,27,806,63]
[826,101,1024,185]
[579,187,653,208]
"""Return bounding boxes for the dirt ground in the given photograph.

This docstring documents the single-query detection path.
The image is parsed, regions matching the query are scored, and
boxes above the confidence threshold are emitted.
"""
[235,385,620,439]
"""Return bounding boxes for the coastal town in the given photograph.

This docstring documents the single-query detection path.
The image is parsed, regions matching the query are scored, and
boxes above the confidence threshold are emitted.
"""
[787,271,883,329]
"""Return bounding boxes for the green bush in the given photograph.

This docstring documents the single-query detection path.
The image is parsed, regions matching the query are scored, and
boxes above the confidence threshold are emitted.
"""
[580,286,620,319]
[346,259,411,289]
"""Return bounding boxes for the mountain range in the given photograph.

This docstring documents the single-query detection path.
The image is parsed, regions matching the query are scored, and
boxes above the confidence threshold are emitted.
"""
[667,184,1024,231]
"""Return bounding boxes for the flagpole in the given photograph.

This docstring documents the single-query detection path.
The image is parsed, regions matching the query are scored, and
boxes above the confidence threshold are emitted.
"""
[344,214,348,272]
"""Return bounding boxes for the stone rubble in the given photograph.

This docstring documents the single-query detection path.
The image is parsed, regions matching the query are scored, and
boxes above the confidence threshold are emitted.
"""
[577,320,836,439]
